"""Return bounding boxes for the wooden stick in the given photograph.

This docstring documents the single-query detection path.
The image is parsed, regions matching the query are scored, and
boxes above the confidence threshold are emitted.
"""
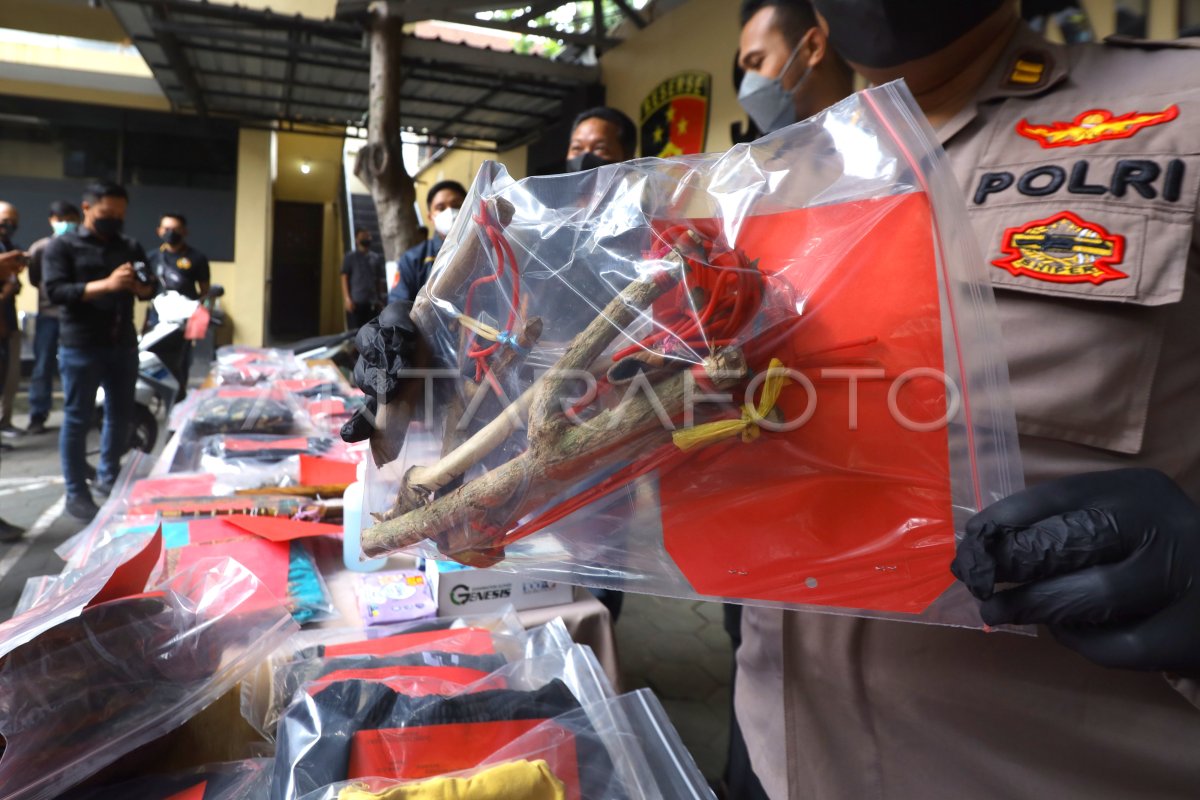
[362,348,747,556]
[411,194,515,328]
[394,267,681,510]
[235,484,350,497]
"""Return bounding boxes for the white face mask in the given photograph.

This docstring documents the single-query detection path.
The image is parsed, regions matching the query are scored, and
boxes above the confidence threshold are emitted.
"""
[433,207,459,237]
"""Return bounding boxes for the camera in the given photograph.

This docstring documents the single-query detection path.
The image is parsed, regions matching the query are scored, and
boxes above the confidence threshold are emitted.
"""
[132,261,155,285]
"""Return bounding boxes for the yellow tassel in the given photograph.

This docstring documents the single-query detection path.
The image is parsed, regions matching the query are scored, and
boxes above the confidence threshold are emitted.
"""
[672,358,791,452]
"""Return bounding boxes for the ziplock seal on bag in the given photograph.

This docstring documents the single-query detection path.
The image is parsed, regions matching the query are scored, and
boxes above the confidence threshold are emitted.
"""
[0,558,297,800]
[269,643,613,800]
[291,689,711,800]
[358,81,1022,628]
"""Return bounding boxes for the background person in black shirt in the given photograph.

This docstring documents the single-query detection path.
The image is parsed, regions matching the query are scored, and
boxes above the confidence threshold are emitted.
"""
[43,181,155,521]
[149,213,210,301]
[0,202,26,542]
[25,201,81,435]
[148,212,209,398]
[340,226,385,329]
[0,201,24,438]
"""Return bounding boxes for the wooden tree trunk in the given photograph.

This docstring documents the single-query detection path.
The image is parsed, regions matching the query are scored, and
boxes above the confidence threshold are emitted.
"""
[355,1,420,262]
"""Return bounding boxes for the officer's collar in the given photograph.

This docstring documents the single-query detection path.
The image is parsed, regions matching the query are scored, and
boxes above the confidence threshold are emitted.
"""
[976,21,1070,102]
[933,22,1069,144]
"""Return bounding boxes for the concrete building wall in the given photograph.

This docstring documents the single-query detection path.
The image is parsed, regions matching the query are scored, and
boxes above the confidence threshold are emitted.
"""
[210,129,273,347]
[601,0,742,157]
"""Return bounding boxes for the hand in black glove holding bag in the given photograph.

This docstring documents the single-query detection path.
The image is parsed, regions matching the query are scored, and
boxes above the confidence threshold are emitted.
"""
[952,469,1200,673]
[340,300,420,444]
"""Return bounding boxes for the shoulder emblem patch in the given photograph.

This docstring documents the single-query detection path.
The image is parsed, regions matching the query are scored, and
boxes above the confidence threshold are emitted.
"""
[993,211,1127,285]
[1016,104,1178,148]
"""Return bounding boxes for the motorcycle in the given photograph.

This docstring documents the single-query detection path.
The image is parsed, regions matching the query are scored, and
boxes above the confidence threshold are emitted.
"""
[91,285,225,454]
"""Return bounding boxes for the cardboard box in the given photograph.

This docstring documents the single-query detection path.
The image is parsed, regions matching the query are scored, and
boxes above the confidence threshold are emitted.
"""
[425,560,574,615]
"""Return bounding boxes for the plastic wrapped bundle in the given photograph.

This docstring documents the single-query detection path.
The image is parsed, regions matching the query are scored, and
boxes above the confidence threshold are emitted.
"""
[240,614,573,741]
[287,690,712,800]
[359,83,1022,626]
[214,346,307,386]
[269,644,613,800]
[0,559,296,800]
[171,387,311,438]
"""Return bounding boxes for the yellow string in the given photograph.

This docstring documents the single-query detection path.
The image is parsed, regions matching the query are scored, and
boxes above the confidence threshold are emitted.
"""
[672,358,791,452]
[457,313,500,342]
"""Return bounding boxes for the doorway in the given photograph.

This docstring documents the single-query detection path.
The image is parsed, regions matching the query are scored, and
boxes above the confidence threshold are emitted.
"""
[269,201,324,342]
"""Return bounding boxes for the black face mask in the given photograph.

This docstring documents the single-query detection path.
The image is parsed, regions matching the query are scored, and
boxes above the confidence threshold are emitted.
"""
[812,0,1005,69]
[162,229,183,246]
[92,217,124,239]
[358,237,372,248]
[565,152,613,173]
[0,221,15,239]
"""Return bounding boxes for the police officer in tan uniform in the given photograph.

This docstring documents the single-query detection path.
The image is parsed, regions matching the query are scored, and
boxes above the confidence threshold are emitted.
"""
[736,1,1200,797]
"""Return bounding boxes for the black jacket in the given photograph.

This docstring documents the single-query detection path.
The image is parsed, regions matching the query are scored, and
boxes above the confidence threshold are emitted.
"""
[43,227,146,348]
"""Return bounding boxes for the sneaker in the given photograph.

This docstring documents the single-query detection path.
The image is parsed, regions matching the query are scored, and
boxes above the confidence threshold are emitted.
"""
[0,517,22,543]
[0,442,12,452]
[0,423,24,438]
[26,418,51,435]
[92,478,115,497]
[65,493,100,522]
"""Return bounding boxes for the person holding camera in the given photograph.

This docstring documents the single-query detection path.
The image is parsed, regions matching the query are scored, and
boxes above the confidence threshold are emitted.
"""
[43,181,154,521]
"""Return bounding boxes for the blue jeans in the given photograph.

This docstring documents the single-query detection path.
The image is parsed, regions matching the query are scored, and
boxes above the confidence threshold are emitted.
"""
[59,345,137,498]
[28,316,59,423]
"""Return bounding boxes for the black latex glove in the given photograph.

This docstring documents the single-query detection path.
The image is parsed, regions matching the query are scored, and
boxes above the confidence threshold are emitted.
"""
[951,468,1200,672]
[341,301,419,446]
[340,396,377,443]
[352,300,418,404]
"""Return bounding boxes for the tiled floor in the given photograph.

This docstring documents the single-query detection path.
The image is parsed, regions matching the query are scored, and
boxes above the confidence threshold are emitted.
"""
[615,592,733,782]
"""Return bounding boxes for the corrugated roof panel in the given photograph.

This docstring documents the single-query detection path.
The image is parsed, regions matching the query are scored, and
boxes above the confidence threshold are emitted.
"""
[107,0,598,148]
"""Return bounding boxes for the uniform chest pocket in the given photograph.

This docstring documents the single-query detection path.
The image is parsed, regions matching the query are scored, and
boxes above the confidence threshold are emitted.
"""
[966,192,1195,455]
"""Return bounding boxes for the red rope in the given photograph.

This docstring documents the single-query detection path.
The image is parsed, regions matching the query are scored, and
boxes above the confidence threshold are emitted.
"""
[463,203,523,383]
[611,225,763,363]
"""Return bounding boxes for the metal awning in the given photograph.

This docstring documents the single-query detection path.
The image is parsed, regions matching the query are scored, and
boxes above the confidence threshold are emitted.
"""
[104,0,601,149]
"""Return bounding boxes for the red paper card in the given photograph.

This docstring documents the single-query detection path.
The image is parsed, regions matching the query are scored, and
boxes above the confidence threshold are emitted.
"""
[223,436,310,452]
[175,538,290,605]
[308,398,346,413]
[86,527,164,608]
[299,455,358,486]
[347,720,582,800]
[186,517,256,545]
[325,628,496,658]
[223,514,342,542]
[277,379,326,393]
[311,665,495,698]
[659,193,956,614]
[165,783,206,800]
[129,474,215,503]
